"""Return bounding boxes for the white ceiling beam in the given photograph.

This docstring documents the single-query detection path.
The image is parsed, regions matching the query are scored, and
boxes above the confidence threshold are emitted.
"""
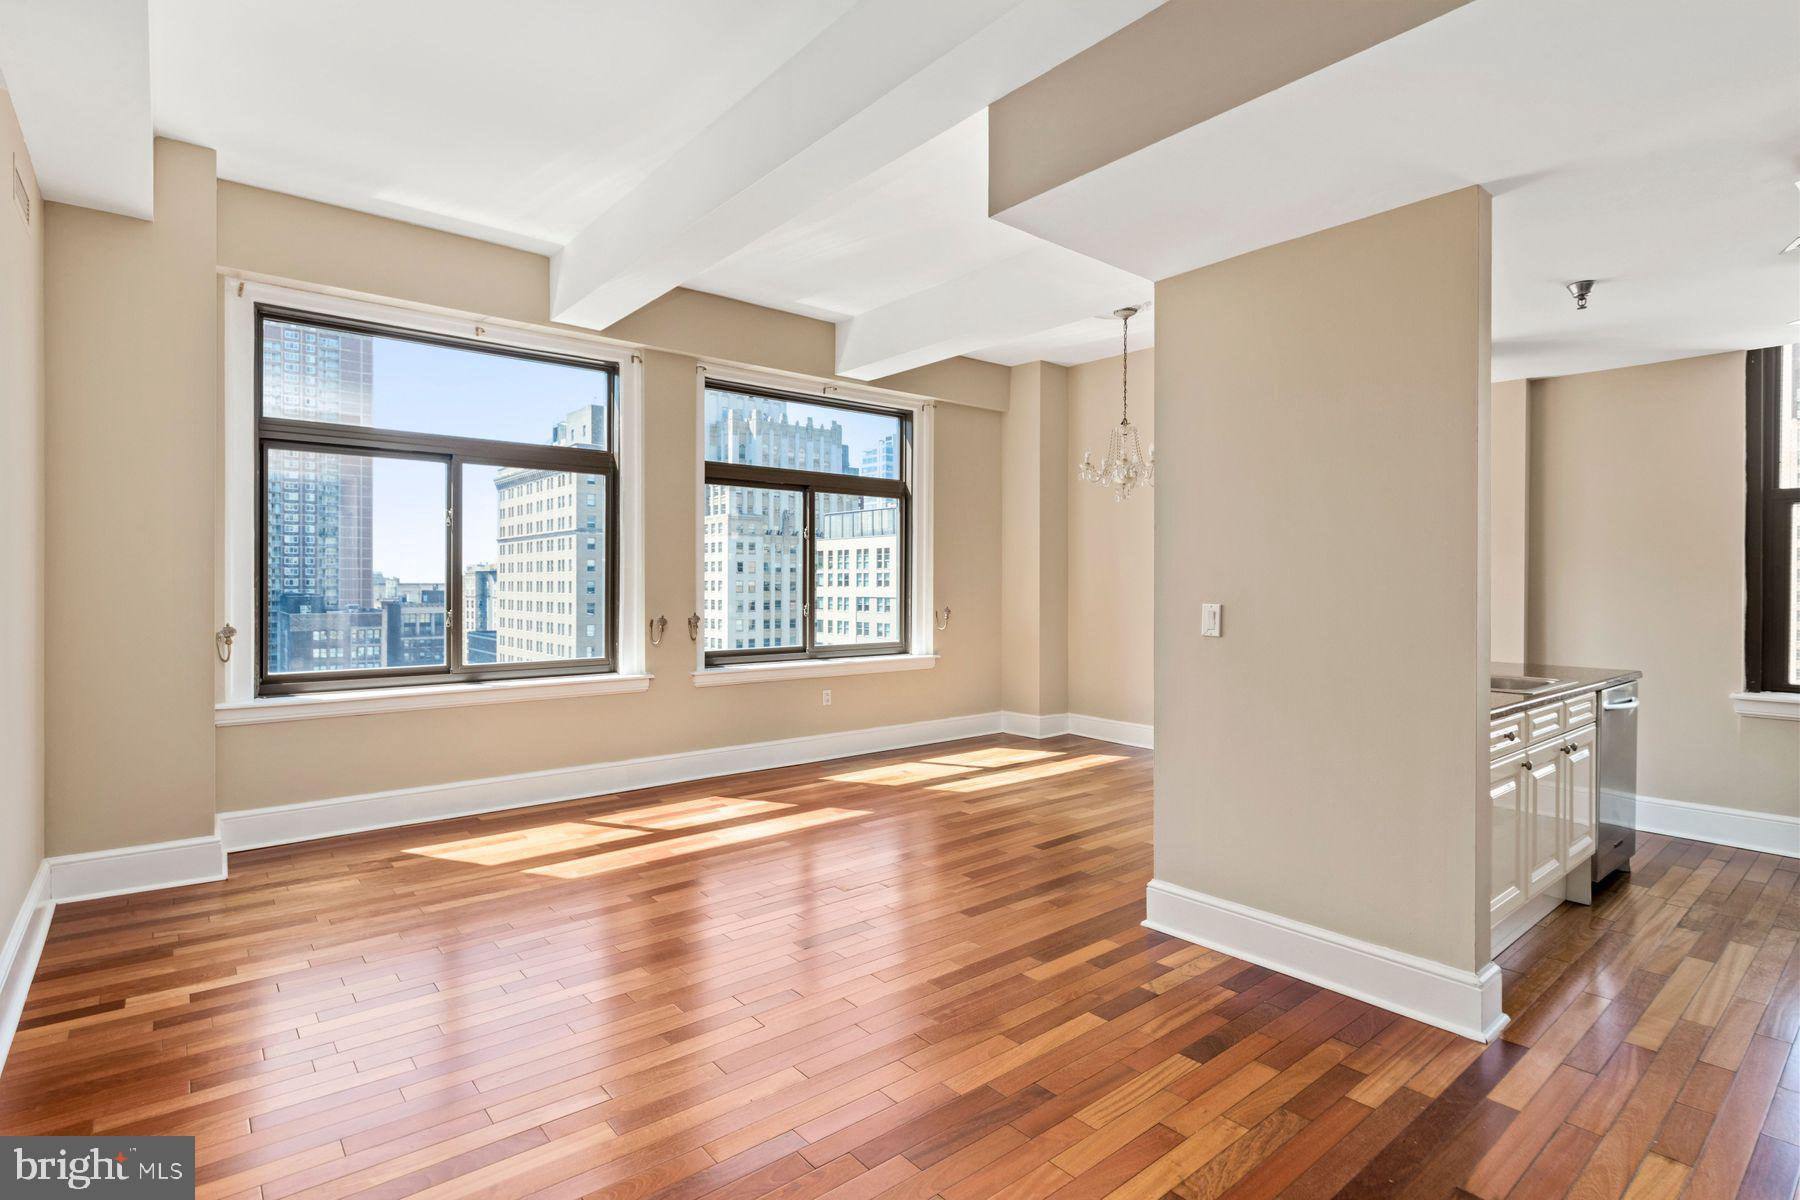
[834,243,1147,380]
[0,0,152,219]
[550,0,1161,332]
[987,0,1800,380]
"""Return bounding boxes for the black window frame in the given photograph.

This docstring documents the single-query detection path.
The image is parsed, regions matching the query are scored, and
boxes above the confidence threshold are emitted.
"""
[255,305,620,696]
[701,381,912,667]
[1745,344,1799,693]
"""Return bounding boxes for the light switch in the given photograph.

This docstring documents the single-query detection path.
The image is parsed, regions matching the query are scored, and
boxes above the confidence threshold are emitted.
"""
[1201,603,1223,637]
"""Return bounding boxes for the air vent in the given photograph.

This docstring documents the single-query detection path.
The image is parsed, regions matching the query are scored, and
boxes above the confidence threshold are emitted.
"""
[11,155,28,225]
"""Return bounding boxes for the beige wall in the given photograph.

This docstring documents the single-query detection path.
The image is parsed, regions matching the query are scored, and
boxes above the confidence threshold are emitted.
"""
[44,140,219,855]
[987,0,1470,215]
[1154,188,1491,971]
[1000,362,1070,715]
[199,183,1005,813]
[0,90,45,911]
[217,181,1015,412]
[1067,350,1154,726]
[1491,379,1529,662]
[1528,353,1799,819]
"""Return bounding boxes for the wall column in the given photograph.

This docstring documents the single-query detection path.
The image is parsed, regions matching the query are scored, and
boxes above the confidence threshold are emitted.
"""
[1000,362,1070,719]
[45,138,219,855]
[1152,187,1495,1034]
[1491,379,1529,663]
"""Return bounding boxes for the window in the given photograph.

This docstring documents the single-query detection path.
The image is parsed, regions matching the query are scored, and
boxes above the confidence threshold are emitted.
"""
[1747,344,1800,691]
[257,308,619,694]
[701,382,910,665]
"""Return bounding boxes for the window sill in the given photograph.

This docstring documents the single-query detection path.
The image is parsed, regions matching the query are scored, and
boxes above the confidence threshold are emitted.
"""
[216,672,653,726]
[1731,691,1800,721]
[691,653,938,688]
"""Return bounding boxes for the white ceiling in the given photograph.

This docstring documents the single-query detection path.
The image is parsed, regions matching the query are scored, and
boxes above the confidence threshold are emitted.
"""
[148,0,861,252]
[134,0,1160,367]
[694,115,1037,323]
[0,0,152,218]
[993,0,1800,381]
[0,0,1791,379]
[692,114,1152,376]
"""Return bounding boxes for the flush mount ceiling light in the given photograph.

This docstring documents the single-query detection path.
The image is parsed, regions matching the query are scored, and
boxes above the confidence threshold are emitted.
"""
[1567,279,1596,310]
[1077,305,1153,502]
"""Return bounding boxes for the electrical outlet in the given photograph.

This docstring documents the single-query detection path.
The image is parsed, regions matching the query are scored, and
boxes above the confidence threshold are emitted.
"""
[822,689,832,706]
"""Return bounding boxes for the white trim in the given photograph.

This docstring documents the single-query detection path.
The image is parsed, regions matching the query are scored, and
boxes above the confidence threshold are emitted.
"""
[218,277,647,708]
[1000,711,1154,748]
[217,672,652,726]
[46,834,227,904]
[912,400,937,658]
[1731,691,1800,721]
[616,345,648,678]
[0,863,52,1079]
[219,712,1004,852]
[1067,713,1154,749]
[1000,711,1071,739]
[1638,794,1799,858]
[1144,878,1507,1042]
[693,361,936,413]
[692,655,937,688]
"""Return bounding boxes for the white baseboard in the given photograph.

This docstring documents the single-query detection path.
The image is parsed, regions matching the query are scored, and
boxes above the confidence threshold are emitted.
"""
[220,708,1159,854]
[0,862,52,1078]
[1000,711,1069,739]
[1067,713,1154,749]
[1145,878,1506,1042]
[46,834,228,903]
[220,711,1006,852]
[1002,710,1153,748]
[1637,795,1798,858]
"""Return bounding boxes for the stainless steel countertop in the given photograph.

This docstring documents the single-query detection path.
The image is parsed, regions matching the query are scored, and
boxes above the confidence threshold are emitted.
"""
[1489,662,1642,719]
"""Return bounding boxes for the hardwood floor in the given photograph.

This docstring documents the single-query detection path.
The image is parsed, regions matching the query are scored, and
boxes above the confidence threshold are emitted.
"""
[2,734,1794,1199]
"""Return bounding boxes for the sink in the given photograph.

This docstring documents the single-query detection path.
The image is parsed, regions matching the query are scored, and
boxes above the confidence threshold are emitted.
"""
[1491,674,1563,694]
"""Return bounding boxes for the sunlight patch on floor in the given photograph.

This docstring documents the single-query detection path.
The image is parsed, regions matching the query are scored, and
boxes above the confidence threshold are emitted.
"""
[926,754,1124,793]
[527,807,867,879]
[591,796,794,830]
[825,761,976,785]
[926,747,1062,768]
[405,822,643,865]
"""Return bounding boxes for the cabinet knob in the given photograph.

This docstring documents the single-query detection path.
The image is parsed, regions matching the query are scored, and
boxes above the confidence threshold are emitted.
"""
[1521,760,1532,770]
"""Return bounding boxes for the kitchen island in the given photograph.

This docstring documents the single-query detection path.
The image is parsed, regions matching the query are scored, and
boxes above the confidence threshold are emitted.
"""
[1488,663,1642,953]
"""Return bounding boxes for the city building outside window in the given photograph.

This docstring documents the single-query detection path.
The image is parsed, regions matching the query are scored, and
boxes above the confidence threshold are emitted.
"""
[701,382,910,665]
[255,307,619,695]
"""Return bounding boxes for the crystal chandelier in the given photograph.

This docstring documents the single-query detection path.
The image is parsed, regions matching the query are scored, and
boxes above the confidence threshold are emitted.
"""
[1077,306,1153,501]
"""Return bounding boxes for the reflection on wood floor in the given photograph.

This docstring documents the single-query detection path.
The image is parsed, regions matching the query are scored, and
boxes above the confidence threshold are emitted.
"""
[1,735,1793,1199]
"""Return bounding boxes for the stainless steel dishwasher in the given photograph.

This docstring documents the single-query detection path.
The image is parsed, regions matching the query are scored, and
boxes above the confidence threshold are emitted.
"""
[1593,680,1638,881]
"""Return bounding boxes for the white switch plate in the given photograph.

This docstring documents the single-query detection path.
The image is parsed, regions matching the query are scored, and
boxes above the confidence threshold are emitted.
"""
[1201,603,1223,637]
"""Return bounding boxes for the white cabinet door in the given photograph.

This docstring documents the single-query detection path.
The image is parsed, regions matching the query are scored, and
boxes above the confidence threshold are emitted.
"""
[1490,752,1527,923]
[1563,722,1597,867]
[1525,749,1564,899]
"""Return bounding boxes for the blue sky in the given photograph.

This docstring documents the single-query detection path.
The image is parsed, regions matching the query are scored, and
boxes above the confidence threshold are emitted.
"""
[278,331,903,584]
[365,337,609,580]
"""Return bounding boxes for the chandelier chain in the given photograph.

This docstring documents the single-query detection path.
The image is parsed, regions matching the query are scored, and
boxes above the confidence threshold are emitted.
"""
[1120,311,1129,424]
